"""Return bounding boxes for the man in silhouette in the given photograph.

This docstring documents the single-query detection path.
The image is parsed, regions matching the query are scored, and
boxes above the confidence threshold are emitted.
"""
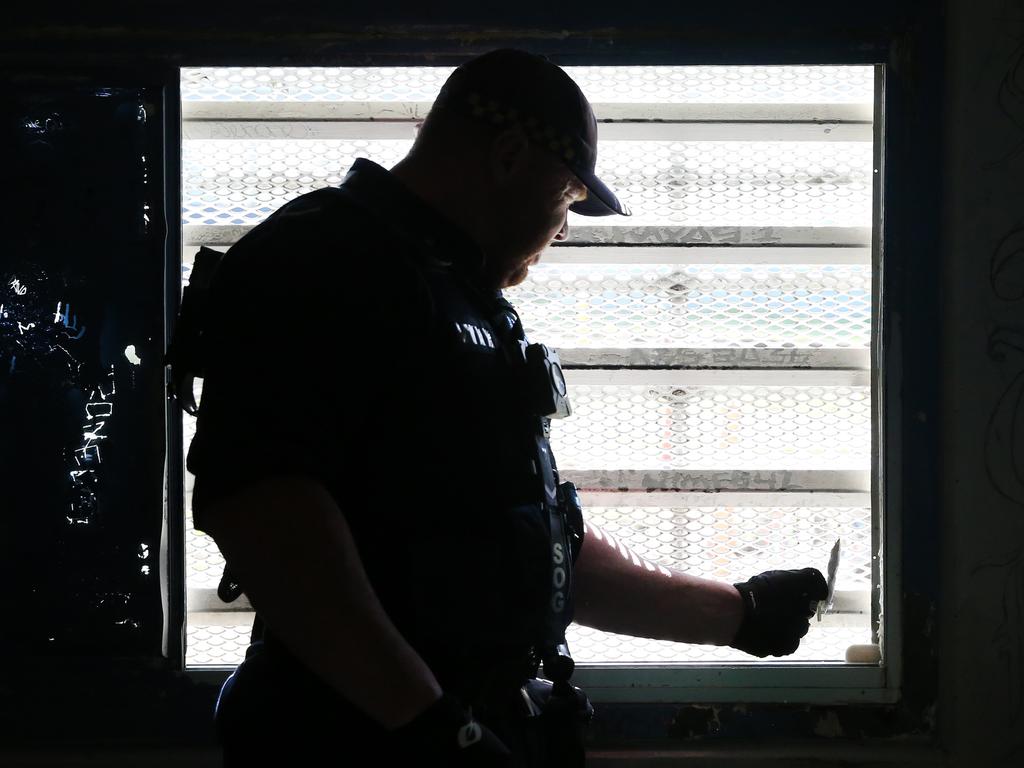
[186,49,827,766]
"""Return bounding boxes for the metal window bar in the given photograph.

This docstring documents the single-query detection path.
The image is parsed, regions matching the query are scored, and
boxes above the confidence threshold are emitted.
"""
[184,225,872,247]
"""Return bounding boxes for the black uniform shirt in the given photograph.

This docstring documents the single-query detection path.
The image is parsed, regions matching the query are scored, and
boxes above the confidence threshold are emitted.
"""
[188,158,554,694]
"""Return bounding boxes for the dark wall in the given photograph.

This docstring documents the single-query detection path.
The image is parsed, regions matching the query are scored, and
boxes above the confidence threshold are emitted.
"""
[4,2,912,66]
[0,2,951,764]
[942,1,1024,765]
[2,84,164,656]
[0,77,217,751]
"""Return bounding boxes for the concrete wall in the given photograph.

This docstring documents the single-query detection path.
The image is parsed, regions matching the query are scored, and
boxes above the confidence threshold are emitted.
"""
[943,0,1024,764]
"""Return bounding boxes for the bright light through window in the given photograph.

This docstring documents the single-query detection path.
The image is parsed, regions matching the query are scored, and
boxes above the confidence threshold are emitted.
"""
[179,64,878,675]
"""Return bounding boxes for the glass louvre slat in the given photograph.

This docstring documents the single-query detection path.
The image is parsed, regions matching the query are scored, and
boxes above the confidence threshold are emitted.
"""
[187,620,256,666]
[551,385,870,471]
[185,618,870,667]
[181,66,873,105]
[583,506,871,590]
[183,394,221,592]
[566,66,873,104]
[182,67,453,102]
[186,512,224,591]
[185,530,222,588]
[567,623,870,664]
[182,139,871,229]
[590,141,870,227]
[181,139,411,226]
[508,263,870,349]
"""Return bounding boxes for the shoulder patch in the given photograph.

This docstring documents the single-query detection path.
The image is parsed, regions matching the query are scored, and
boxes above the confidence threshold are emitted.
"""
[453,321,496,350]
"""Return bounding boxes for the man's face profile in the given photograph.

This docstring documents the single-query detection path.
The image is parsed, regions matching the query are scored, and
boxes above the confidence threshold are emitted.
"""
[480,136,588,290]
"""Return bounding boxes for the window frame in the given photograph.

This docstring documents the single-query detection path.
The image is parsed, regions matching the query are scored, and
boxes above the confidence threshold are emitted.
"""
[173,61,896,706]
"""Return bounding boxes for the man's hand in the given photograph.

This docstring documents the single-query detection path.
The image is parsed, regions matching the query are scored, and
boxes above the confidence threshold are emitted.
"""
[730,568,828,657]
[393,693,512,767]
[200,476,443,729]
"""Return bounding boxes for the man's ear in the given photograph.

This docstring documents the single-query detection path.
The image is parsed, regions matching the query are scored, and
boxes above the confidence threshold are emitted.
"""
[488,125,532,188]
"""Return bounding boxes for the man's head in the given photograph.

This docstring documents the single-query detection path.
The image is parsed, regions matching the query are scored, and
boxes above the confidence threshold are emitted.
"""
[391,49,630,289]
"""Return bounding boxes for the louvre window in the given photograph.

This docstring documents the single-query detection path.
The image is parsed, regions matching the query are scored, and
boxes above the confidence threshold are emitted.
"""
[179,64,884,700]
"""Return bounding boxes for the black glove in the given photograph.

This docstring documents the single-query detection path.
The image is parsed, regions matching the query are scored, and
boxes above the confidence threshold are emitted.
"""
[391,693,513,767]
[730,567,828,658]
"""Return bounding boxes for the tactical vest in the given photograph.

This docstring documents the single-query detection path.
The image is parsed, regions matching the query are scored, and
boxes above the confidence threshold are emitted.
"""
[168,172,585,688]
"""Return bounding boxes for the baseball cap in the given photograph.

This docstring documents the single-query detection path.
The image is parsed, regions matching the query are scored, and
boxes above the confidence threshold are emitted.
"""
[432,48,631,217]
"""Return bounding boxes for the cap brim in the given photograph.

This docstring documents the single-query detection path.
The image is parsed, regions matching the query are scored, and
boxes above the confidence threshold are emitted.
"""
[569,168,631,217]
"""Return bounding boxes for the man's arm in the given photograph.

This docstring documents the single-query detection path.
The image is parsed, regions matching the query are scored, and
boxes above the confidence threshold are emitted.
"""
[571,520,744,646]
[200,474,442,729]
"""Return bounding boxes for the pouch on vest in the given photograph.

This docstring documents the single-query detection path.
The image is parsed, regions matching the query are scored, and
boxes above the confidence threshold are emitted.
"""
[165,246,244,604]
[165,246,224,415]
[521,677,592,768]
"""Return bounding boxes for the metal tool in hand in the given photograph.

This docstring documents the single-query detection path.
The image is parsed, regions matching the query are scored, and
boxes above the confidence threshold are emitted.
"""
[816,538,841,622]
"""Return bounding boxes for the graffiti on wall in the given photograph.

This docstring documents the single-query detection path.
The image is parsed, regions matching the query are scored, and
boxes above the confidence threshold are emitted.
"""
[979,7,1024,752]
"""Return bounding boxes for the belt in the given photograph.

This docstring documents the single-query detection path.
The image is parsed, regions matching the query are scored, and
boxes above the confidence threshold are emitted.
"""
[259,627,538,707]
[429,645,540,710]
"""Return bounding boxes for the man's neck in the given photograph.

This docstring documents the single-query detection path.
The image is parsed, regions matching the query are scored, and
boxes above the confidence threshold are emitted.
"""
[390,156,476,234]
[389,155,501,288]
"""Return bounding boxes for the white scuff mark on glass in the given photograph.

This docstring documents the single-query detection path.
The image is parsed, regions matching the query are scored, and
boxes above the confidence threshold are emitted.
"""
[66,365,116,525]
[141,565,151,576]
[75,445,102,465]
[86,402,113,418]
[3,292,87,381]
[25,115,62,134]
[53,301,86,339]
[138,106,147,123]
[50,344,83,377]
[77,443,102,463]
[139,543,150,560]
[124,345,142,365]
